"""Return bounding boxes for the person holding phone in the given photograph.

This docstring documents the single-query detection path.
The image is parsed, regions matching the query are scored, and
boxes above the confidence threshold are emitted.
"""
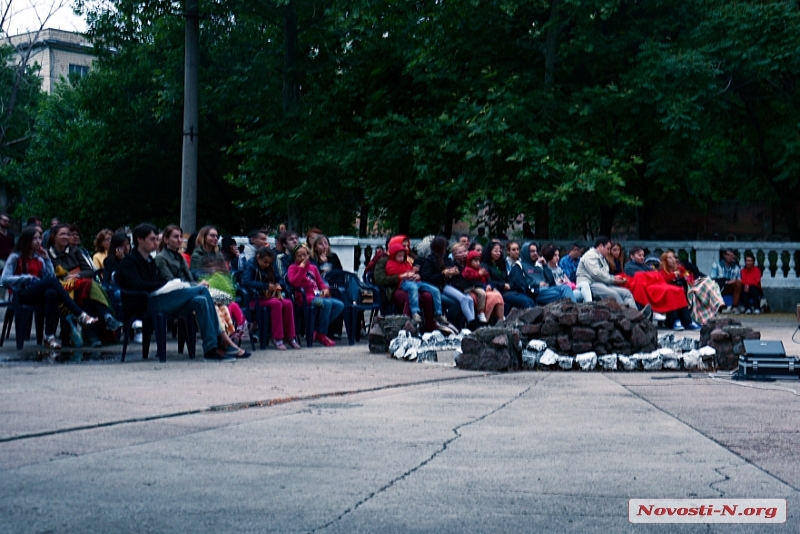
[1,227,98,349]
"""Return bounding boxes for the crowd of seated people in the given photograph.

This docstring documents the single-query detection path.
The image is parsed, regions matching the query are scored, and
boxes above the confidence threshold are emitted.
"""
[0,214,768,354]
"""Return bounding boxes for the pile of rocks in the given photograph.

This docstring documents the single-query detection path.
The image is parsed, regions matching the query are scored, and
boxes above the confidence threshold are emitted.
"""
[456,327,522,371]
[520,338,716,372]
[699,317,761,370]
[388,329,469,363]
[498,299,658,356]
[368,315,420,354]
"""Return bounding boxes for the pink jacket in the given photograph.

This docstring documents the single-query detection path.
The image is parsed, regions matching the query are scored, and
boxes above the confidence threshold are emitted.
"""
[287,262,329,304]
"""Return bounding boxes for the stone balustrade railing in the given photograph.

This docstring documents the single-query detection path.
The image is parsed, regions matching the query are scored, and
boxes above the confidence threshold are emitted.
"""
[322,237,800,312]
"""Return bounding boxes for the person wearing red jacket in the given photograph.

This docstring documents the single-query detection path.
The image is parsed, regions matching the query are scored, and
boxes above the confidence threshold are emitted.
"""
[740,252,763,314]
[385,241,455,333]
[287,244,344,346]
[462,250,504,323]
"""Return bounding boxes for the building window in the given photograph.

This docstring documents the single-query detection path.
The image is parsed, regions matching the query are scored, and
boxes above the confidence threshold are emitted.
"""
[68,64,89,77]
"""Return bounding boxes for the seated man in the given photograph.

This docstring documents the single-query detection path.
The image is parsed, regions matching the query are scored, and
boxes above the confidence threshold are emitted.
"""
[558,242,582,283]
[623,246,652,277]
[240,229,269,270]
[520,242,575,304]
[116,223,231,360]
[710,248,743,313]
[577,236,650,318]
[274,231,299,279]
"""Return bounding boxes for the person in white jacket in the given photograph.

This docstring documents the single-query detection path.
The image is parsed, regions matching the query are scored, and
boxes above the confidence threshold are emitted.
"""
[577,236,649,317]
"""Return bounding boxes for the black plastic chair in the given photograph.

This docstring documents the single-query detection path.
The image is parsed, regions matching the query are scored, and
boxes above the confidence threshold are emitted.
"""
[113,273,196,362]
[0,286,44,349]
[324,270,381,345]
[233,271,266,351]
[363,271,395,316]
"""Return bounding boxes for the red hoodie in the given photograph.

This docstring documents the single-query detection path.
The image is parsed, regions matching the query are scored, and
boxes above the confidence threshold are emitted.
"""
[385,242,413,284]
[462,250,488,284]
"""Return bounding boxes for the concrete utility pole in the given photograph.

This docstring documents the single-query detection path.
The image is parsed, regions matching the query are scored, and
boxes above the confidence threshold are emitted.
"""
[180,0,200,233]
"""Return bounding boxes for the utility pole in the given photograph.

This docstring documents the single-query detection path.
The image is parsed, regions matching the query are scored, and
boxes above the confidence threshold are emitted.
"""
[180,0,200,233]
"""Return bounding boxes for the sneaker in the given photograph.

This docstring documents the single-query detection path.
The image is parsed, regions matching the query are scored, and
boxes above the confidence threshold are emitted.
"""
[434,315,458,335]
[673,320,685,331]
[744,308,752,314]
[77,312,98,326]
[641,304,652,321]
[653,312,667,322]
[754,309,761,315]
[87,336,103,348]
[104,314,123,332]
[731,307,741,315]
[411,313,423,324]
[687,322,702,331]
[315,332,336,347]
[477,312,488,323]
[721,307,731,314]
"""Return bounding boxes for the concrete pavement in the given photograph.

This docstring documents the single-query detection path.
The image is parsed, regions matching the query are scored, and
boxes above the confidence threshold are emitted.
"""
[1,313,799,532]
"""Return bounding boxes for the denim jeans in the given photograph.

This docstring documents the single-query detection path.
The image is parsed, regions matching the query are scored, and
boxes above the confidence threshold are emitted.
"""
[535,285,576,305]
[152,286,219,354]
[311,297,344,334]
[442,285,474,321]
[400,280,443,316]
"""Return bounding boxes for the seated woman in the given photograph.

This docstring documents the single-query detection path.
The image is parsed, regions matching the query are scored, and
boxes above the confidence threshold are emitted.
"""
[155,225,249,357]
[190,226,223,273]
[541,245,591,303]
[480,240,536,314]
[1,227,98,349]
[462,249,504,323]
[48,224,121,347]
[220,236,241,272]
[659,251,723,326]
[241,247,300,350]
[103,232,131,280]
[287,244,344,347]
[420,237,478,330]
[310,234,343,277]
[69,225,96,273]
[740,252,763,314]
[606,242,624,276]
[92,229,113,271]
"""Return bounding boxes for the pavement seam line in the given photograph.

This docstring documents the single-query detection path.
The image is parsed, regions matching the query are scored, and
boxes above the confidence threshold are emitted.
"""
[709,466,732,497]
[604,374,800,492]
[309,382,536,533]
[0,373,495,444]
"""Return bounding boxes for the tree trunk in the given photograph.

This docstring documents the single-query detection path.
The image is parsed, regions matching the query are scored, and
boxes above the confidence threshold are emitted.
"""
[282,1,299,114]
[534,202,549,239]
[442,199,457,238]
[358,200,369,237]
[398,205,413,236]
[599,205,616,237]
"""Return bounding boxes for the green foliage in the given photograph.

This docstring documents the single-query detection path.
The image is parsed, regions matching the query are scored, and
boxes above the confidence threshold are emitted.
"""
[8,0,800,238]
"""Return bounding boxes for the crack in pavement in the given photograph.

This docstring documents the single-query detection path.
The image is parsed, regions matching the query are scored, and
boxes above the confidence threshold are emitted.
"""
[709,466,732,497]
[309,383,536,533]
[607,375,800,492]
[0,373,494,444]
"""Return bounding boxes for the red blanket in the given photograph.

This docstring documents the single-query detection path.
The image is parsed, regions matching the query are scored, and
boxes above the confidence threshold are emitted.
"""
[625,271,688,313]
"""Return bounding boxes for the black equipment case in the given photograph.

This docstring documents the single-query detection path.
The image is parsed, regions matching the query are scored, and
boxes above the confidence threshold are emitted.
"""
[737,340,799,380]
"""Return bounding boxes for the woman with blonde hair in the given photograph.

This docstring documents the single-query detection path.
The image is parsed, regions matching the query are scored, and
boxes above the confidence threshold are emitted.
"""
[190,225,223,273]
[92,229,113,270]
[659,250,723,326]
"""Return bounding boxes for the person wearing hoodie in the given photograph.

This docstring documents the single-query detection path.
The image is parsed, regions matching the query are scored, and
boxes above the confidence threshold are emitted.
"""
[481,240,536,313]
[520,242,576,304]
[385,240,456,333]
[462,249,504,323]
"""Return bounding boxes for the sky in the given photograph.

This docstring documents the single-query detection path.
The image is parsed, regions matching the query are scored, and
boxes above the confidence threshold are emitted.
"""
[5,0,87,36]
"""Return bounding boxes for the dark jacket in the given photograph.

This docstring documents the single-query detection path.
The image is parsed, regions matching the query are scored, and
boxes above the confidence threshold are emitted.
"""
[241,257,284,293]
[311,253,343,277]
[373,256,400,302]
[623,260,651,278]
[48,246,94,279]
[506,259,534,296]
[483,261,513,293]
[155,248,195,283]
[420,253,448,289]
[117,251,167,293]
[446,259,478,293]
